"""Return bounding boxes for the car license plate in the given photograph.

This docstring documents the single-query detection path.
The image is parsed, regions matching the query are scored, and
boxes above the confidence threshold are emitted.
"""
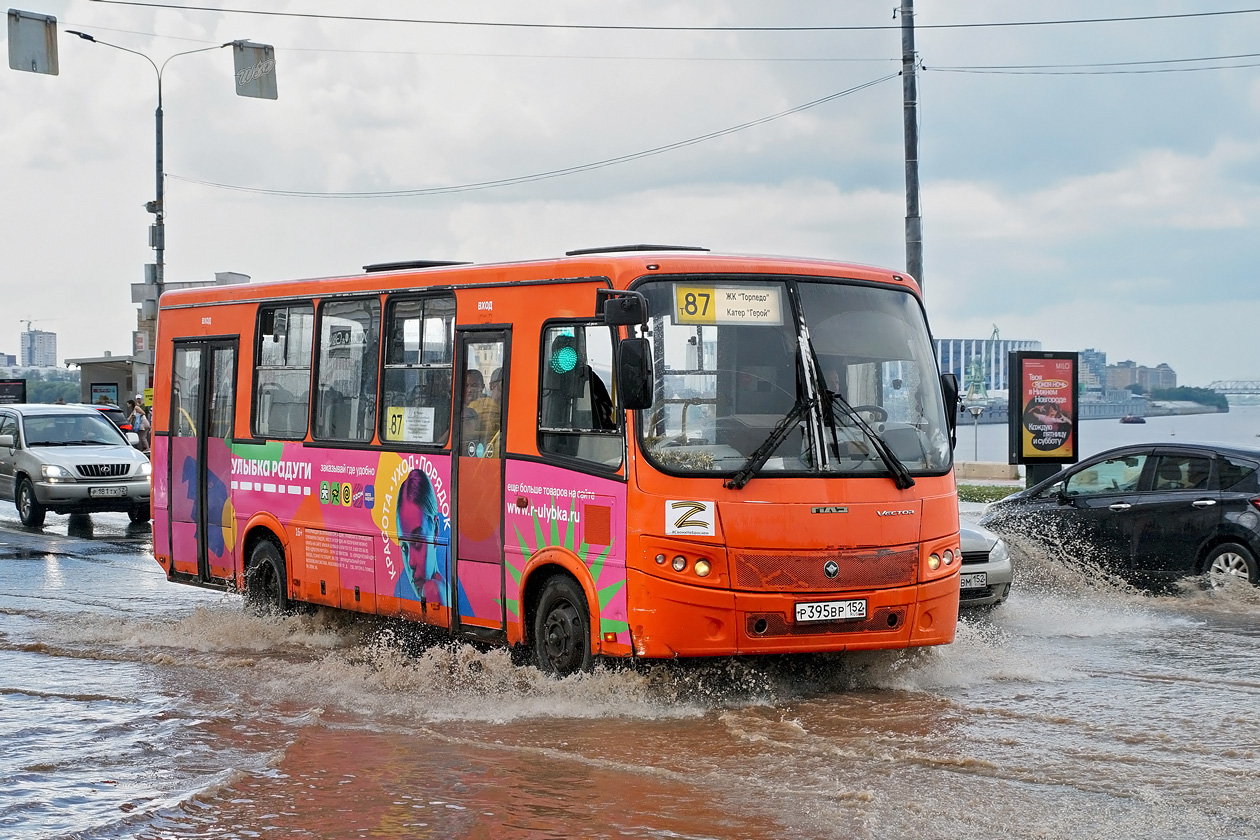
[960,572,988,590]
[89,486,127,498]
[795,599,867,623]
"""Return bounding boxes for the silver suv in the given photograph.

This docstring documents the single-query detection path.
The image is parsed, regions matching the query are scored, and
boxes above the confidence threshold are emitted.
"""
[0,404,152,526]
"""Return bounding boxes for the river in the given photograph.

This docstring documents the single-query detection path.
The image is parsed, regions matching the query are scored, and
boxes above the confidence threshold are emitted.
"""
[958,402,1260,466]
[3,409,1259,838]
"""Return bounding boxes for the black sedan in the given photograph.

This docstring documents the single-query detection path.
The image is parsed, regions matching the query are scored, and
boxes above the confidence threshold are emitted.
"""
[979,442,1260,588]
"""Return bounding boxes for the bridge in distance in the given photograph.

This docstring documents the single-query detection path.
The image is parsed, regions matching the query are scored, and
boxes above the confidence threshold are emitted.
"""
[1207,381,1260,394]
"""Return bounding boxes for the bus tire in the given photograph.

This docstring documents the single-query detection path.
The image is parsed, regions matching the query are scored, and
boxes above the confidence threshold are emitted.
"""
[245,538,290,615]
[17,478,46,528]
[531,575,593,676]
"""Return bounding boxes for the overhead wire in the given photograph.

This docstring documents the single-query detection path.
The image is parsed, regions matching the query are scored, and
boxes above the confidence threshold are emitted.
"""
[928,52,1260,75]
[87,2,1260,32]
[168,73,900,199]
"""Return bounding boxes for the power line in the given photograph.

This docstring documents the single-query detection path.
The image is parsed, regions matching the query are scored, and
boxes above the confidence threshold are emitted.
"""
[167,74,899,199]
[928,57,1260,75]
[88,1,1260,32]
[62,20,894,61]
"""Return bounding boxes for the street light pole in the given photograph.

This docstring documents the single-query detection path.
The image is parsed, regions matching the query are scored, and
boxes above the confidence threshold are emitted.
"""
[968,405,984,462]
[65,32,234,300]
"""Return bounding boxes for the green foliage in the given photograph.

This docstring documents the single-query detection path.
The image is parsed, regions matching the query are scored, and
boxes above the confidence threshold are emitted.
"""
[27,379,78,404]
[1149,386,1228,411]
[957,484,1020,504]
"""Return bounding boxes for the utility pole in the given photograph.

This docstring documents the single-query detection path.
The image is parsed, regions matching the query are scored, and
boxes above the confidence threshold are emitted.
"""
[901,0,923,293]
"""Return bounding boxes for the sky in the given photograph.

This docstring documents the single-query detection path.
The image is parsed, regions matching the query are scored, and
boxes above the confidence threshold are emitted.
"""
[3,1,1258,386]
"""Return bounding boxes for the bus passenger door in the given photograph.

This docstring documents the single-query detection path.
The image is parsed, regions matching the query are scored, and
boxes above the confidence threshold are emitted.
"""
[168,339,239,585]
[452,330,508,641]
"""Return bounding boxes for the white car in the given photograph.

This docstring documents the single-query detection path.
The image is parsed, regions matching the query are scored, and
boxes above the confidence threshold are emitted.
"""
[958,520,1013,608]
[0,404,152,526]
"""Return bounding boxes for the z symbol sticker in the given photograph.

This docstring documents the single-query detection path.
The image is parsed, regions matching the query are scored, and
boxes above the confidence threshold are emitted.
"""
[666,500,716,536]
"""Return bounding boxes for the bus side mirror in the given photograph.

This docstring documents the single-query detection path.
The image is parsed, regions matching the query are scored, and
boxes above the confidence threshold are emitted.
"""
[617,337,654,410]
[940,372,959,442]
[598,289,648,326]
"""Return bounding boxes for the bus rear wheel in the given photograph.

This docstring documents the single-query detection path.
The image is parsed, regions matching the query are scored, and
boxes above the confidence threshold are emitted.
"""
[245,539,289,615]
[532,575,593,676]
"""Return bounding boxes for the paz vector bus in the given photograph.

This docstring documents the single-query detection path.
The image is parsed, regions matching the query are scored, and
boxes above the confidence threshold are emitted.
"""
[150,246,962,675]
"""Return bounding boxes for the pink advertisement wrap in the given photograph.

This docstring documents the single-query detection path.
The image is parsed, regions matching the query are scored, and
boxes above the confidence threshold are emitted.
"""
[157,436,628,642]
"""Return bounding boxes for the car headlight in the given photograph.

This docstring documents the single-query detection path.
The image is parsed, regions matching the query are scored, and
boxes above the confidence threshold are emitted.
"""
[136,461,152,477]
[41,464,74,479]
[989,538,1010,564]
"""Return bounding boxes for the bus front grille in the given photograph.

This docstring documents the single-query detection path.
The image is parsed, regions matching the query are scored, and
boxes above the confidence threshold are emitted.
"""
[731,547,918,591]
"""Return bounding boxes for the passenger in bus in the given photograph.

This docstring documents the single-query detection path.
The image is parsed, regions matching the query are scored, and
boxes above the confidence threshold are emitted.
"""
[469,368,503,455]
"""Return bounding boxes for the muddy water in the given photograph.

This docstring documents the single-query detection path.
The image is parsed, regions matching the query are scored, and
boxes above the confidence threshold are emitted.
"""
[2,519,1258,839]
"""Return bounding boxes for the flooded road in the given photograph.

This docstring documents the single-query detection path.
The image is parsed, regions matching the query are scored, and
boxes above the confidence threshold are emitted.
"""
[2,509,1258,839]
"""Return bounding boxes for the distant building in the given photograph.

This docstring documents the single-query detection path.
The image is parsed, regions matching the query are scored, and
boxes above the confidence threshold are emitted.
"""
[1107,360,1176,391]
[935,337,1042,396]
[1079,348,1108,395]
[20,329,57,367]
[0,352,15,366]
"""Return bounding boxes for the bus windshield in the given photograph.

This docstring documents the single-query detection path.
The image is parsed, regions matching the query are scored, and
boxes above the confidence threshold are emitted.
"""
[636,276,952,479]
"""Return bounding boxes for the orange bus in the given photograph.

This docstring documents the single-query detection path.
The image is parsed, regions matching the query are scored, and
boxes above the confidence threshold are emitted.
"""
[151,246,962,674]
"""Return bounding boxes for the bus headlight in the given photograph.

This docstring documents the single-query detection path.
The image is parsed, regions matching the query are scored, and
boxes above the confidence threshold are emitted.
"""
[694,559,711,577]
[672,556,687,572]
[928,553,942,571]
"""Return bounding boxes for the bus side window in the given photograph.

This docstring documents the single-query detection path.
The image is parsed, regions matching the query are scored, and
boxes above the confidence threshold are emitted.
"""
[381,296,456,446]
[538,324,622,468]
[254,303,314,440]
[314,297,381,443]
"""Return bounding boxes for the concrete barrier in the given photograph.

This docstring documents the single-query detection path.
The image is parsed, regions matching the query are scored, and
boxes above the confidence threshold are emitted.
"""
[955,462,1022,482]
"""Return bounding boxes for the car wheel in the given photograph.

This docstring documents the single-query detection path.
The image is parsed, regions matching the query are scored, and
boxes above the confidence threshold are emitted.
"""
[531,575,593,676]
[128,507,150,524]
[1203,542,1259,588]
[16,478,46,528]
[245,539,289,614]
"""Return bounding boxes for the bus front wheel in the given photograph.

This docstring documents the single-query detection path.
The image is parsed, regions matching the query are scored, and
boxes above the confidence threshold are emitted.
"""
[245,539,289,615]
[532,575,593,676]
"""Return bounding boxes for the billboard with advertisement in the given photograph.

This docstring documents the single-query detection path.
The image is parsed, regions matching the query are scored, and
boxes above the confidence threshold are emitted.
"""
[1008,352,1079,465]
[0,378,27,404]
[90,382,119,406]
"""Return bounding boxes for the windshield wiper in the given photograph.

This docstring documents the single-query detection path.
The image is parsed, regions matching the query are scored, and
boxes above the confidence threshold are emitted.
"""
[62,440,107,445]
[725,397,816,490]
[824,389,916,490]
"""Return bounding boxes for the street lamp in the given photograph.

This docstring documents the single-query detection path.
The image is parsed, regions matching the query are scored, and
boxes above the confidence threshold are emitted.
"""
[967,404,984,461]
[63,32,276,303]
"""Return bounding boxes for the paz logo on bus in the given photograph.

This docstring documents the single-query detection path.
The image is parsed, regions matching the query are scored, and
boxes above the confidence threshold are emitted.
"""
[666,500,716,536]
[812,506,848,514]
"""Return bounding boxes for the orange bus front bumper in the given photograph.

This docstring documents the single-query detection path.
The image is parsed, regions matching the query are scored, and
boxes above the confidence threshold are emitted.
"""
[625,568,959,658]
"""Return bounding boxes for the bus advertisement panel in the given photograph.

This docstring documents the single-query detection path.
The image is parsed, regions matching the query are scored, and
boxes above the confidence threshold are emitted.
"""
[150,249,961,675]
